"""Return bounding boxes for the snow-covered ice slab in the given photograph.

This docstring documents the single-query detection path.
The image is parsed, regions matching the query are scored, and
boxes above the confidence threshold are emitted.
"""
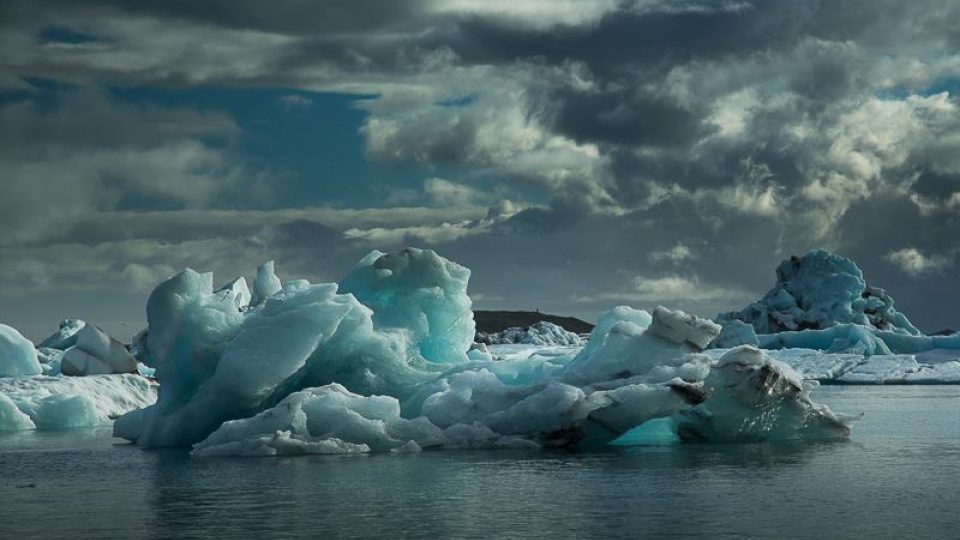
[0,374,157,431]
[705,348,960,385]
[762,349,864,381]
[837,357,960,385]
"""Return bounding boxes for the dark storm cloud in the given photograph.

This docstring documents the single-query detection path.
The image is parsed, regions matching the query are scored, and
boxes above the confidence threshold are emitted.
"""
[3,0,960,335]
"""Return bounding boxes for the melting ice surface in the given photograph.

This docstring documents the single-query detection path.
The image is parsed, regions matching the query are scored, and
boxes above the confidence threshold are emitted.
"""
[104,248,853,457]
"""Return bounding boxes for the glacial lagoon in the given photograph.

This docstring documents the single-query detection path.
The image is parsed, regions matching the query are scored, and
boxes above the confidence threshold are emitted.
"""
[2,385,959,539]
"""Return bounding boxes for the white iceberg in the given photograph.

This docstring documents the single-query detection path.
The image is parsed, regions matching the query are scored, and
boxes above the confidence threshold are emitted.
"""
[0,374,157,431]
[673,347,853,442]
[60,325,138,376]
[108,248,852,455]
[0,324,42,378]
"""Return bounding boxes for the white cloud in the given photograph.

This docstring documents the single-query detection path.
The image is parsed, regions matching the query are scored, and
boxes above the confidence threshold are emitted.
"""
[650,243,696,263]
[576,274,751,305]
[885,247,952,276]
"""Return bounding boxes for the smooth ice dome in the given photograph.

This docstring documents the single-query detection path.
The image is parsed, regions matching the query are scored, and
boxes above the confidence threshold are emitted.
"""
[60,325,138,376]
[0,324,42,377]
[719,249,919,335]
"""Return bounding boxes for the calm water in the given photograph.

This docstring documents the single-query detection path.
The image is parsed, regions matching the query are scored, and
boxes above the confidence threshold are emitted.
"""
[2,386,959,539]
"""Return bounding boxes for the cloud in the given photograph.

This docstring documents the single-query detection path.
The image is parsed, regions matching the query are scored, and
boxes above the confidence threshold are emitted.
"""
[277,94,313,110]
[885,248,952,276]
[650,243,696,263]
[5,0,960,333]
[0,91,259,246]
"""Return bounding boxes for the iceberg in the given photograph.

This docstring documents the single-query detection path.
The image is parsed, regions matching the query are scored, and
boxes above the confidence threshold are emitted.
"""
[110,248,850,455]
[710,320,759,349]
[564,306,718,384]
[713,250,960,358]
[0,324,42,378]
[674,347,853,442]
[0,374,157,431]
[60,325,138,376]
[719,249,919,335]
[116,248,470,448]
[36,319,86,350]
[190,304,845,456]
[475,321,583,347]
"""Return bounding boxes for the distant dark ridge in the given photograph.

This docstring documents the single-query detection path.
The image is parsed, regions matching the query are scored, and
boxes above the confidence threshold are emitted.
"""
[474,310,594,334]
[931,329,957,336]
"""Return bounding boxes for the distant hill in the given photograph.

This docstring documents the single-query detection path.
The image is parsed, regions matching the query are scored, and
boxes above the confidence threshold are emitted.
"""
[931,329,957,336]
[473,310,594,334]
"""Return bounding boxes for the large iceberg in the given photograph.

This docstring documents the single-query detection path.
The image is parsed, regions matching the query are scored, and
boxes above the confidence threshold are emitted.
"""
[116,248,471,448]
[712,250,960,360]
[110,249,850,455]
[719,249,919,335]
[188,304,849,456]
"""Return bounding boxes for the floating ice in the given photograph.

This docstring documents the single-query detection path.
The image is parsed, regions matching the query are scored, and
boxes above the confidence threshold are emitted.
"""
[711,320,759,348]
[0,324,42,377]
[37,319,86,350]
[250,261,282,306]
[187,307,836,455]
[116,249,469,448]
[0,374,157,431]
[60,325,138,376]
[674,347,853,442]
[564,306,718,384]
[719,249,919,335]
[476,321,582,347]
[112,249,850,454]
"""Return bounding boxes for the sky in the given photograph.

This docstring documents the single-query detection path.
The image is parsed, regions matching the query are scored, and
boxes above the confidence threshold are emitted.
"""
[2,0,960,340]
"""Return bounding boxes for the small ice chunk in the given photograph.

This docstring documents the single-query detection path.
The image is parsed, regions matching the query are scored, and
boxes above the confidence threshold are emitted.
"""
[251,261,282,306]
[710,320,759,348]
[37,319,86,350]
[648,306,721,350]
[60,325,138,376]
[217,277,252,310]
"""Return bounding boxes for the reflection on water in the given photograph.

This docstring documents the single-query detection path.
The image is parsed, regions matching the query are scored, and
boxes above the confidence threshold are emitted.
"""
[2,386,960,538]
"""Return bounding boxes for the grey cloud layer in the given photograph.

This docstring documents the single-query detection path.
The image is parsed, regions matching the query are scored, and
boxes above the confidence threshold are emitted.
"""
[2,0,960,335]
